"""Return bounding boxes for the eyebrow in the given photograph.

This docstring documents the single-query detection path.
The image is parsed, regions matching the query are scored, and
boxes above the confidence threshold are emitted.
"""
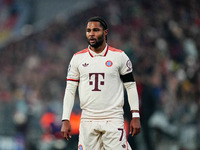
[86,27,101,30]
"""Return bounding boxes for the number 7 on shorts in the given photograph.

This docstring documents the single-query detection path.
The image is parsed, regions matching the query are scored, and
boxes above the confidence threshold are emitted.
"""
[118,128,124,141]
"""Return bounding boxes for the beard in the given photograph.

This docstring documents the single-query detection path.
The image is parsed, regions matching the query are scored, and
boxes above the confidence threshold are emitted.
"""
[87,33,104,48]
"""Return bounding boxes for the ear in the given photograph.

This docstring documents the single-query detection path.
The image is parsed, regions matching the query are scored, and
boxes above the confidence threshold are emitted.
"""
[104,29,108,36]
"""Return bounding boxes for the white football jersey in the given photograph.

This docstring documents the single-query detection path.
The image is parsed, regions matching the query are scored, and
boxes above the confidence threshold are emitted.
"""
[67,44,133,120]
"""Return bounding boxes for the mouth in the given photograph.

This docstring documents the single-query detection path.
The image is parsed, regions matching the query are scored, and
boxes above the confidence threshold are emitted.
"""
[89,38,96,43]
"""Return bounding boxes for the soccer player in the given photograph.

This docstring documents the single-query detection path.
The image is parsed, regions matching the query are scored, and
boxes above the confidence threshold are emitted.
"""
[61,16,141,150]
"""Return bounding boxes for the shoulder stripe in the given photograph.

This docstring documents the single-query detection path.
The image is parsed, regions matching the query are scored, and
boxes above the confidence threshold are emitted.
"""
[67,79,79,82]
[75,48,89,55]
[108,46,123,53]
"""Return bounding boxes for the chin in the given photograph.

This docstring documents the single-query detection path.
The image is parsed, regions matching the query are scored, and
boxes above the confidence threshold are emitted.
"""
[90,44,96,47]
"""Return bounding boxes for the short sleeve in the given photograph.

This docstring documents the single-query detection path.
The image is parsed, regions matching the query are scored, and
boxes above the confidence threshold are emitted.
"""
[67,55,80,81]
[119,52,133,75]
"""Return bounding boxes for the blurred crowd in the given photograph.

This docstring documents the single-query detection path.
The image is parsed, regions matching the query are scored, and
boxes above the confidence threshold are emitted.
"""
[0,0,32,46]
[0,0,200,150]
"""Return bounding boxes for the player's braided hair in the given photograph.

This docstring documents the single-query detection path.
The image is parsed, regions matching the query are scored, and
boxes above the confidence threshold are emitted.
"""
[87,16,108,30]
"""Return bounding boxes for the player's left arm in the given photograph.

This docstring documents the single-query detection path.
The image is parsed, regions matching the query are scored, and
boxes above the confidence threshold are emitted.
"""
[125,82,141,136]
[120,52,141,136]
[122,77,141,136]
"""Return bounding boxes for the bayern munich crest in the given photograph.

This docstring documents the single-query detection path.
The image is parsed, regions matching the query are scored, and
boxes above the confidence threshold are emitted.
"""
[105,60,113,67]
[78,145,83,150]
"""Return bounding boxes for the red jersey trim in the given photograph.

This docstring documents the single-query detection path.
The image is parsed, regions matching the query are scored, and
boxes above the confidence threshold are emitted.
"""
[88,46,109,57]
[67,79,79,82]
[75,48,89,55]
[74,46,122,57]
[103,46,109,56]
[88,50,93,57]
[108,46,123,53]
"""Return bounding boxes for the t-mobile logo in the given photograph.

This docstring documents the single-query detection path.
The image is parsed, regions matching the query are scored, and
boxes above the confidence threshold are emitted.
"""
[89,73,105,91]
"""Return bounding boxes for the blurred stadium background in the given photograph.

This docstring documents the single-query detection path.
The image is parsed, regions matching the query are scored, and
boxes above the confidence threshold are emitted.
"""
[0,0,200,150]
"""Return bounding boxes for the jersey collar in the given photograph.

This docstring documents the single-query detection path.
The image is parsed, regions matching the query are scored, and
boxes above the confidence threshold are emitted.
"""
[88,44,109,57]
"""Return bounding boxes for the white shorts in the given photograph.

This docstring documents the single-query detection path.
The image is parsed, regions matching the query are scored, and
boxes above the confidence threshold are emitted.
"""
[78,119,132,150]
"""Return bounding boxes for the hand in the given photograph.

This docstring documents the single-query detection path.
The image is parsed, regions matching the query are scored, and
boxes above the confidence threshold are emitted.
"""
[61,120,71,141]
[129,117,141,136]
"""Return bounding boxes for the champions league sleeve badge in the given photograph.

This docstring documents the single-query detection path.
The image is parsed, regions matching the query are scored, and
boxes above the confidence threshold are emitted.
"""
[67,64,71,76]
[126,60,132,71]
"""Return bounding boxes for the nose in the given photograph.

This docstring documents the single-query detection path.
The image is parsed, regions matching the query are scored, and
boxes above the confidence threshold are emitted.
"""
[88,30,95,36]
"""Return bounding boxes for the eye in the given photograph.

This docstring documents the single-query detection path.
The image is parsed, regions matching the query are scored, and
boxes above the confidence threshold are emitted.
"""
[93,28,100,32]
[86,29,91,32]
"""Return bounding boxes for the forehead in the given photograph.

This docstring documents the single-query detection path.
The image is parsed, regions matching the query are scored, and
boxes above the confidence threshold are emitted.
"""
[86,21,102,29]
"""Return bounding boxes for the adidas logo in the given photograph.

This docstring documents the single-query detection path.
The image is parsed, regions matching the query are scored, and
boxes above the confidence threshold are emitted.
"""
[122,144,126,148]
[82,63,89,67]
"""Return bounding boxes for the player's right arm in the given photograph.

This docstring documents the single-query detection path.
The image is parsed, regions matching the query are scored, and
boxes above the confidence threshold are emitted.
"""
[61,120,71,141]
[61,55,79,140]
[61,81,78,140]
